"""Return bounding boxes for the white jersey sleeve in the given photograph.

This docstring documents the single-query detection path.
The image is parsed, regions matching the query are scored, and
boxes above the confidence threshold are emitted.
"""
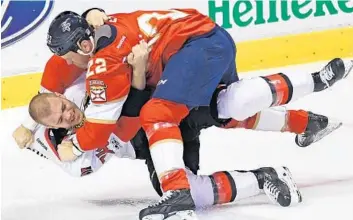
[28,125,136,177]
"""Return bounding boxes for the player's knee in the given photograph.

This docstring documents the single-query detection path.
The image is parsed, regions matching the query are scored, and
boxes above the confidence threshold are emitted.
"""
[139,99,169,136]
[219,78,274,120]
[140,99,169,127]
[140,98,189,129]
[229,98,255,121]
[219,83,256,121]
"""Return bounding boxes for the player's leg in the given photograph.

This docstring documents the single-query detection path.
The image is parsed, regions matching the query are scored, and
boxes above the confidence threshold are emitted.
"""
[217,106,341,147]
[139,26,236,219]
[188,167,302,209]
[146,137,201,198]
[217,58,353,121]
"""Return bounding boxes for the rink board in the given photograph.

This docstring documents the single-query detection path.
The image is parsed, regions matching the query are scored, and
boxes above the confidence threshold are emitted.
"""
[1,0,352,109]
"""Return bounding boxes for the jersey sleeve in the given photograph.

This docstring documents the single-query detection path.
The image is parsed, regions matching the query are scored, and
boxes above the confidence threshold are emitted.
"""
[59,150,114,177]
[40,55,84,93]
[73,55,132,151]
[29,124,116,177]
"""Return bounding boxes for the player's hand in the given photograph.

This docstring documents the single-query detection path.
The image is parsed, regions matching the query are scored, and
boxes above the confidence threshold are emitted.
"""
[127,40,151,74]
[57,141,78,162]
[86,9,109,29]
[12,125,34,149]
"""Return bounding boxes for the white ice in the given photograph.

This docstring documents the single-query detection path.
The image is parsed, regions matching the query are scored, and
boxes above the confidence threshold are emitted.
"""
[1,59,353,220]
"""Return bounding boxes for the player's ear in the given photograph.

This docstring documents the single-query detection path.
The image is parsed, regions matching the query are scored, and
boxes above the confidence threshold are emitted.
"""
[80,40,91,53]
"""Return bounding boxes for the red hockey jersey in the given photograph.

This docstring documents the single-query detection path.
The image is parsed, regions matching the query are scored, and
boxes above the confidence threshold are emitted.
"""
[74,9,215,151]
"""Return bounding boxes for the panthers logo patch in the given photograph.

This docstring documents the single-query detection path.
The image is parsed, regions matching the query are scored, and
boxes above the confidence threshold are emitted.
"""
[89,80,107,102]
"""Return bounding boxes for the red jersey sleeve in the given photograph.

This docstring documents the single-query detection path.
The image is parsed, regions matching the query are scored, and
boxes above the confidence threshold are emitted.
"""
[40,55,84,93]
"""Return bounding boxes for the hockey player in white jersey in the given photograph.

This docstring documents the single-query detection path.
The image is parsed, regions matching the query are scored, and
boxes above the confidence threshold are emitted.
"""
[26,85,303,209]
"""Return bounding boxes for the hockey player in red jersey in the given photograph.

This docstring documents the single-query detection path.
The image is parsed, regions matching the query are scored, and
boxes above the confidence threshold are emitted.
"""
[45,9,352,220]
[13,8,337,154]
[13,10,143,149]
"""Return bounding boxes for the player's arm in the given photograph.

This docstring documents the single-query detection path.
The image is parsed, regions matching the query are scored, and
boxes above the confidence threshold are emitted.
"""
[128,40,150,90]
[59,150,112,177]
[40,55,84,93]
[113,40,152,142]
[30,126,113,177]
[71,57,132,153]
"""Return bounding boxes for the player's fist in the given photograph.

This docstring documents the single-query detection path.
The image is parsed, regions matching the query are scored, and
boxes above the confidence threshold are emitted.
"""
[86,9,109,29]
[57,141,78,162]
[12,125,34,149]
[127,40,151,73]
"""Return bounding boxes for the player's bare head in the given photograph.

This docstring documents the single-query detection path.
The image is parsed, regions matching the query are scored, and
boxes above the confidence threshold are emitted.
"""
[29,93,84,129]
[47,11,94,69]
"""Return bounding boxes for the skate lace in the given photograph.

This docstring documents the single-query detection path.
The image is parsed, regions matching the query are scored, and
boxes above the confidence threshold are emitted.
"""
[149,190,174,208]
[265,181,280,200]
[319,65,335,88]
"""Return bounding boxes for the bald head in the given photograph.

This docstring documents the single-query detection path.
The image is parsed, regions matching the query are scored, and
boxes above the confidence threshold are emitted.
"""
[29,93,57,126]
[28,92,84,129]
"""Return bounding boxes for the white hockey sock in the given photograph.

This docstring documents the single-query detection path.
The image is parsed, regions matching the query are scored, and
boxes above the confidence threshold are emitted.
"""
[213,171,261,203]
[188,170,262,208]
[217,72,314,120]
[222,106,309,134]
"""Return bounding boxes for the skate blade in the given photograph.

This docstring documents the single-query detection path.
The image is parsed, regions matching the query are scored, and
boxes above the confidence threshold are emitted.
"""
[142,210,198,220]
[166,211,198,220]
[275,167,302,206]
[313,122,342,144]
[343,60,353,79]
[297,122,342,147]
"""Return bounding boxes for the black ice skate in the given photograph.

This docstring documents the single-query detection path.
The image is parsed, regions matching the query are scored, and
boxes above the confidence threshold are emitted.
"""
[253,167,302,207]
[313,58,353,92]
[295,112,342,147]
[139,189,197,220]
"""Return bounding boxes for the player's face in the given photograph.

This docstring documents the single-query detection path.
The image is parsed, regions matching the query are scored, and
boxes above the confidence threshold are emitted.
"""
[41,94,84,129]
[61,52,89,69]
